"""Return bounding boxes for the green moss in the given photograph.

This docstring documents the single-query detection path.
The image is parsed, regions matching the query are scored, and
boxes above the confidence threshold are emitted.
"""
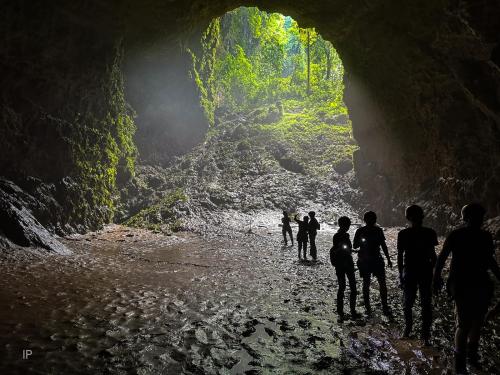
[66,43,137,227]
[256,99,357,176]
[124,189,188,233]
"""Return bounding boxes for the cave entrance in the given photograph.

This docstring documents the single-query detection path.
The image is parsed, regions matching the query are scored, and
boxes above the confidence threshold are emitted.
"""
[190,6,357,178]
[122,7,360,233]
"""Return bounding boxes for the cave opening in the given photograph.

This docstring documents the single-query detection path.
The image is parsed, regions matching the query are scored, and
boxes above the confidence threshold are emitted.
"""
[119,7,360,233]
[193,7,357,174]
[115,7,358,231]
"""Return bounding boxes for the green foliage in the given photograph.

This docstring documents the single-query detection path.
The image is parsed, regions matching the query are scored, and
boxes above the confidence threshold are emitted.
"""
[192,7,347,117]
[189,19,220,126]
[189,8,356,179]
[124,189,187,232]
[69,44,137,224]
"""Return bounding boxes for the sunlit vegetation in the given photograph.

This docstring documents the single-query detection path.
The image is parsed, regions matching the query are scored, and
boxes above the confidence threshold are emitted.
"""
[190,7,356,176]
[192,7,345,117]
[258,102,356,177]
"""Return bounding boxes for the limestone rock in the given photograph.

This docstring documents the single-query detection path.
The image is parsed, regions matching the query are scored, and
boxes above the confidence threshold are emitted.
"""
[0,180,70,254]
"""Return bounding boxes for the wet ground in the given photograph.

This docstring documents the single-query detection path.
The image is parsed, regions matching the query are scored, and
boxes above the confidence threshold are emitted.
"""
[1,222,499,374]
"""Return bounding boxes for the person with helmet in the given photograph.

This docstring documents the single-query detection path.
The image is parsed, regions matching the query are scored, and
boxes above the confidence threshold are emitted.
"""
[281,211,294,246]
[308,211,320,260]
[433,203,500,374]
[294,214,309,260]
[330,216,360,321]
[353,211,393,316]
[397,205,438,346]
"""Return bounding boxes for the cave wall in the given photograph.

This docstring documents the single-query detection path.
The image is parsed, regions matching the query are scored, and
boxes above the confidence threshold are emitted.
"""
[1,0,499,235]
[339,0,500,227]
[0,1,136,232]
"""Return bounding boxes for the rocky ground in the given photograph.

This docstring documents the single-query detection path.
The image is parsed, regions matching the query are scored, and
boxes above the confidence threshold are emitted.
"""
[1,223,499,374]
[115,105,361,236]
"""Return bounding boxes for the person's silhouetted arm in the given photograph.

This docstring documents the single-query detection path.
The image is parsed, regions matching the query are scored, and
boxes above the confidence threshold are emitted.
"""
[433,236,452,293]
[382,239,392,268]
[379,228,392,267]
[329,249,335,266]
[397,232,404,280]
[353,229,360,249]
[486,234,500,281]
[486,301,500,321]
[430,231,438,267]
[430,248,437,267]
[490,258,500,281]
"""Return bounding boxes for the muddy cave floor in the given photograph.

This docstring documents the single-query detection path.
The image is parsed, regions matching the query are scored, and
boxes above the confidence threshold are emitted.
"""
[1,220,499,375]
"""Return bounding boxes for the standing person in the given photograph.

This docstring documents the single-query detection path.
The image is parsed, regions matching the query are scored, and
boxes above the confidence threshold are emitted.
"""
[330,216,360,321]
[294,214,309,260]
[434,203,500,374]
[397,205,438,346]
[353,211,393,316]
[308,211,320,260]
[281,211,293,246]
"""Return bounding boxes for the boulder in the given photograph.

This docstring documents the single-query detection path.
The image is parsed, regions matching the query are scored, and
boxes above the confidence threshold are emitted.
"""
[0,180,70,254]
[277,158,305,174]
[333,159,354,174]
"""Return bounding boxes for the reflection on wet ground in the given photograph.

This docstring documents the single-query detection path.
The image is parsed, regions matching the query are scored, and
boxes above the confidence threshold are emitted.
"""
[1,224,498,374]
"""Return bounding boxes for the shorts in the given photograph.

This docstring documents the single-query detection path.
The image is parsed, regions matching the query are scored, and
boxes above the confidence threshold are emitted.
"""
[297,233,308,242]
[357,258,385,278]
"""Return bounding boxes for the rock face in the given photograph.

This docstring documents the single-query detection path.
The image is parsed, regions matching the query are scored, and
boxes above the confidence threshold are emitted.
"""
[1,1,499,235]
[0,180,70,254]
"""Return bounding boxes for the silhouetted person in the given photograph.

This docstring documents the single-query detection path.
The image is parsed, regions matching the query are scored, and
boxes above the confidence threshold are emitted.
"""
[294,214,309,260]
[353,211,393,316]
[434,203,500,374]
[281,211,293,246]
[397,205,437,346]
[308,211,320,260]
[330,216,360,321]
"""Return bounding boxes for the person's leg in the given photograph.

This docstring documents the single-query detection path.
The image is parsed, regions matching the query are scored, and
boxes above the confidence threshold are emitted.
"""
[303,241,308,259]
[310,234,317,260]
[467,293,490,369]
[403,276,418,337]
[419,277,433,343]
[347,269,358,316]
[336,270,346,319]
[375,267,389,313]
[455,327,469,374]
[298,241,302,259]
[467,318,484,369]
[362,273,372,315]
[282,229,287,245]
[288,228,294,245]
[455,298,470,374]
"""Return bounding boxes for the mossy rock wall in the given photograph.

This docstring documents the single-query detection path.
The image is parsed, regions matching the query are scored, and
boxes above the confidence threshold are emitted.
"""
[1,0,499,230]
[1,1,136,231]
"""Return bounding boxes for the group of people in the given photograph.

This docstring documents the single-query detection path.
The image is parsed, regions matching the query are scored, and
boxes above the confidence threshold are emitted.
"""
[281,210,320,260]
[281,203,499,374]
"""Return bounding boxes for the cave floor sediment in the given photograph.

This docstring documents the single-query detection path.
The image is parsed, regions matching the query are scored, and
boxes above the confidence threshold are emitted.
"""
[1,223,498,374]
